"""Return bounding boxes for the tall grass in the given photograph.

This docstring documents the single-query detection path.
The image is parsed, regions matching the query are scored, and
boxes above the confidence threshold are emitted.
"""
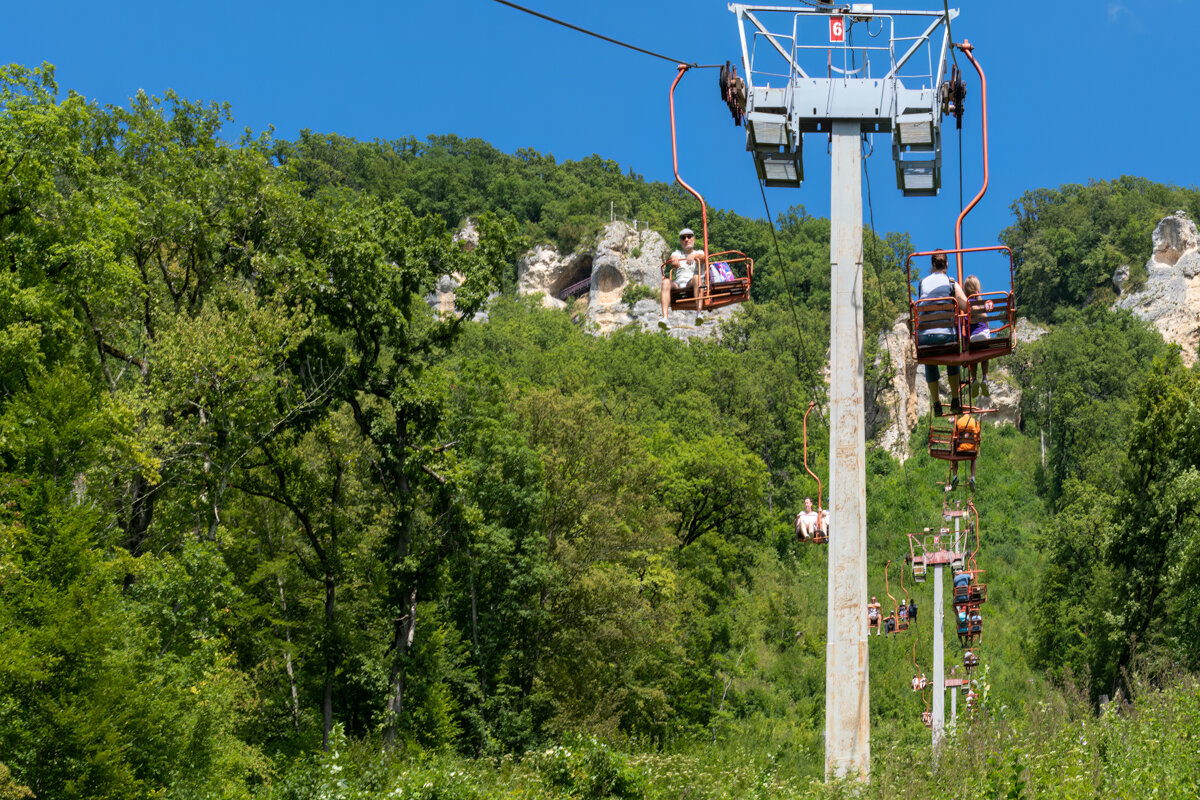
[256,674,1200,798]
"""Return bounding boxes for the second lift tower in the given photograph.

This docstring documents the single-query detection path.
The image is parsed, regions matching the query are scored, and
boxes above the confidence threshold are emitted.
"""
[729,2,957,781]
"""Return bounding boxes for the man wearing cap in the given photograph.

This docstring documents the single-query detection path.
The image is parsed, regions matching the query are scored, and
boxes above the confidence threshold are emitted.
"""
[661,228,707,319]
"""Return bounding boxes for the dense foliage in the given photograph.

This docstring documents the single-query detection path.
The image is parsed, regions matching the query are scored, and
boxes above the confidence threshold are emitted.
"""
[1001,177,1200,320]
[1,62,1198,799]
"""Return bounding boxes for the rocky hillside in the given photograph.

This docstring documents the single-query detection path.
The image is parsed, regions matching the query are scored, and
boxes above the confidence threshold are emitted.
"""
[437,212,1200,459]
[432,221,742,339]
[1115,210,1200,366]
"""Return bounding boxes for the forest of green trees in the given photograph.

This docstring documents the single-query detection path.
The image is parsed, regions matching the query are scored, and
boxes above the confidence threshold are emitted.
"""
[2,62,1200,799]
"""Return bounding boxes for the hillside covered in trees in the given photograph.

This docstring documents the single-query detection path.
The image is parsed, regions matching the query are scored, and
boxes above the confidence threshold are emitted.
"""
[2,63,1200,799]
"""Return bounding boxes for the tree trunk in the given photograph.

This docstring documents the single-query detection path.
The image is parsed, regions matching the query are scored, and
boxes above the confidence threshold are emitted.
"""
[469,552,486,699]
[322,573,336,750]
[384,584,417,746]
[322,459,344,750]
[384,414,414,747]
[276,574,302,733]
[126,472,155,555]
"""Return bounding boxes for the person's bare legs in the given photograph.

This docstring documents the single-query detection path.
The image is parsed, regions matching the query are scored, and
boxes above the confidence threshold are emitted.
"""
[661,277,697,320]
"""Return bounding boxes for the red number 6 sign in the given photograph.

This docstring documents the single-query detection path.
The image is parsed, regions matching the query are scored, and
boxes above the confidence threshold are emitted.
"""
[830,16,845,43]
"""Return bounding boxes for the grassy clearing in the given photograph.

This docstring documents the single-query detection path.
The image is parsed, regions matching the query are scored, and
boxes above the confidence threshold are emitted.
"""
[257,674,1200,799]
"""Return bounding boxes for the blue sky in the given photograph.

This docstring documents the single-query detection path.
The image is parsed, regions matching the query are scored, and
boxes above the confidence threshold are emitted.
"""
[4,1,1197,273]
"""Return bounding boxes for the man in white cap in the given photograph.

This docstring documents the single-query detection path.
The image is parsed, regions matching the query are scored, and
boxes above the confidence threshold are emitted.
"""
[661,227,707,320]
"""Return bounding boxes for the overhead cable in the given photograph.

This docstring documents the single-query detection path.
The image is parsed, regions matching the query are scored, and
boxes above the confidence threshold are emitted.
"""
[757,179,827,417]
[488,0,721,68]
[862,138,922,533]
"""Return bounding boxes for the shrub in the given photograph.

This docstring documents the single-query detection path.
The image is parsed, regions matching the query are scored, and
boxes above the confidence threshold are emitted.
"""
[621,283,658,306]
[530,741,645,800]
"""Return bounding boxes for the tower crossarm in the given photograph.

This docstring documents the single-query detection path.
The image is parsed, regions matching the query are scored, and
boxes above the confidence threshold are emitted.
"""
[729,3,959,195]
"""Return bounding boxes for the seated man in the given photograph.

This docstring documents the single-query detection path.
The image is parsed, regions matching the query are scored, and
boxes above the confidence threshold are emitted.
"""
[795,497,820,540]
[884,614,896,636]
[917,251,970,416]
[867,596,882,635]
[908,599,918,623]
[660,228,706,320]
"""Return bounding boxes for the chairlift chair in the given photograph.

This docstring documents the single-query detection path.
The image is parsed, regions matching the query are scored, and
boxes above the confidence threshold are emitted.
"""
[908,552,926,583]
[797,401,828,544]
[906,45,1016,369]
[953,569,987,606]
[885,560,909,634]
[663,65,753,313]
[927,408,983,462]
[908,245,1016,369]
[896,561,912,632]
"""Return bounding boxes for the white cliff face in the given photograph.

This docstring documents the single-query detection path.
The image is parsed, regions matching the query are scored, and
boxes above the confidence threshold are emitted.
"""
[508,221,743,339]
[1115,211,1200,366]
[516,246,569,310]
[431,220,746,340]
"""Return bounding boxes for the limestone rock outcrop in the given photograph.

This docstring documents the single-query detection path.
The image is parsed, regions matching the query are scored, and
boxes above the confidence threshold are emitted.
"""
[517,246,573,310]
[1115,211,1200,366]
[512,221,741,339]
[430,220,745,340]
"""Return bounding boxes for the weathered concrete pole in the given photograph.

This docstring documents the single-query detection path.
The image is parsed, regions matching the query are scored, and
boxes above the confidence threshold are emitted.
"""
[932,563,945,751]
[825,120,869,780]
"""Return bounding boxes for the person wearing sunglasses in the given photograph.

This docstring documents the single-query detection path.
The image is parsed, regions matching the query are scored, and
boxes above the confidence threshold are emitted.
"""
[661,227,707,320]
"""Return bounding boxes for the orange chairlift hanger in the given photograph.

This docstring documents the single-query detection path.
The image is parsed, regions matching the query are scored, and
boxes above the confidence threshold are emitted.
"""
[800,401,827,544]
[663,65,754,312]
[884,560,907,634]
[905,42,1017,370]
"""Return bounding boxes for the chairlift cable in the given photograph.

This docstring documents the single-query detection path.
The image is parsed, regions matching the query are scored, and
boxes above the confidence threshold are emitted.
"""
[861,142,922,534]
[756,177,827,415]
[958,126,965,230]
[945,0,966,230]
[488,0,722,68]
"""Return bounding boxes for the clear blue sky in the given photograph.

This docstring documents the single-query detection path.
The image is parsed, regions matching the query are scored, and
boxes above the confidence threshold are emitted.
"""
[4,1,1197,268]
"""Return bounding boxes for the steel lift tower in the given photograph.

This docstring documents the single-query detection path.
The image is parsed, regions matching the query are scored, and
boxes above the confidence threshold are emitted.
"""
[729,3,957,780]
